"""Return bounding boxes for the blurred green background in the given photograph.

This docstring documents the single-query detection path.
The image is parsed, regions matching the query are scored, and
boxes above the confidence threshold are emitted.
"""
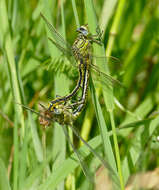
[0,0,159,189]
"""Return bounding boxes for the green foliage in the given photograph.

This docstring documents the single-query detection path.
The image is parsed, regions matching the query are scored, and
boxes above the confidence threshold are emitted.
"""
[0,0,159,190]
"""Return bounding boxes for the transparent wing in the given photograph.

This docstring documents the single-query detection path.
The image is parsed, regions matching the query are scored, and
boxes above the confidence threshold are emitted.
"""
[15,102,46,117]
[81,55,124,88]
[40,13,72,54]
[62,125,94,183]
[48,37,72,57]
[67,124,119,186]
[15,102,52,125]
[90,62,124,88]
[90,54,121,65]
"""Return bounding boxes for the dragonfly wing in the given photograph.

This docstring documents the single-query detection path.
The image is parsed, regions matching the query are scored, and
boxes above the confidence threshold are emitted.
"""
[48,37,72,57]
[68,124,117,178]
[90,63,124,88]
[45,38,77,72]
[15,102,45,116]
[90,54,121,63]
[62,125,94,183]
[40,13,72,54]
[90,54,122,74]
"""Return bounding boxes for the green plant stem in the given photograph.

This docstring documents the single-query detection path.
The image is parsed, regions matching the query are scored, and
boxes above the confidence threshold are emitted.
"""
[105,1,126,189]
[106,0,126,57]
[110,112,125,190]
[13,119,18,190]
[42,128,47,181]
[71,0,80,27]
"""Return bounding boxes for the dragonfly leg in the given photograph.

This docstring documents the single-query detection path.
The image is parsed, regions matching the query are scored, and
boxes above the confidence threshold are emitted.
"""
[89,26,103,45]
[64,98,85,110]
[69,99,85,108]
[72,103,85,117]
[90,38,102,45]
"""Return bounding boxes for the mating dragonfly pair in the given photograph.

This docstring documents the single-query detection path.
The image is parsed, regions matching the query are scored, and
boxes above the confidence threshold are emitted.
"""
[19,13,122,183]
[38,13,122,127]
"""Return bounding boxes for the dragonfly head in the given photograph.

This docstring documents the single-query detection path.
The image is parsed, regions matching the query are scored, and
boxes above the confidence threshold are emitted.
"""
[39,103,74,126]
[76,25,89,37]
[39,103,64,126]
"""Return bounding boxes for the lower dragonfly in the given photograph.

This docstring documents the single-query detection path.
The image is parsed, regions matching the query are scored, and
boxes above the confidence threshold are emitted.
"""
[17,101,118,186]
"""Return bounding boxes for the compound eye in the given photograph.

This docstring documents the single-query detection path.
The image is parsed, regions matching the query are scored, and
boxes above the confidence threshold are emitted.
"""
[49,103,59,112]
[80,27,88,36]
[77,26,89,36]
[83,30,88,36]
[79,27,85,31]
[54,107,61,115]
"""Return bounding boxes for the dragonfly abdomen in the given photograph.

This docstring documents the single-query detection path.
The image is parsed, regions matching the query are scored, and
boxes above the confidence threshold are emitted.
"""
[48,60,84,111]
[72,59,90,118]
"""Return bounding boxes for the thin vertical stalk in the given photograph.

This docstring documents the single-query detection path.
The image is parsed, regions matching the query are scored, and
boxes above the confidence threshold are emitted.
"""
[71,0,80,27]
[110,112,125,190]
[105,0,126,189]
[13,119,18,190]
[106,0,126,57]
[42,128,47,180]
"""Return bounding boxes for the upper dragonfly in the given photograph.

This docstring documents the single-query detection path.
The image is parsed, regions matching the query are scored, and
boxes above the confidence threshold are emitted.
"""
[40,13,123,111]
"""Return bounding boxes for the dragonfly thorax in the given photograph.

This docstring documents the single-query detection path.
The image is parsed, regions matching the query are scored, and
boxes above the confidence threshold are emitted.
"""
[72,36,91,60]
[72,25,92,61]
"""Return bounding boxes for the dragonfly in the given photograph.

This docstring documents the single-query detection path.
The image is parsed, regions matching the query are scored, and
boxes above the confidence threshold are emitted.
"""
[17,102,119,186]
[40,13,123,117]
